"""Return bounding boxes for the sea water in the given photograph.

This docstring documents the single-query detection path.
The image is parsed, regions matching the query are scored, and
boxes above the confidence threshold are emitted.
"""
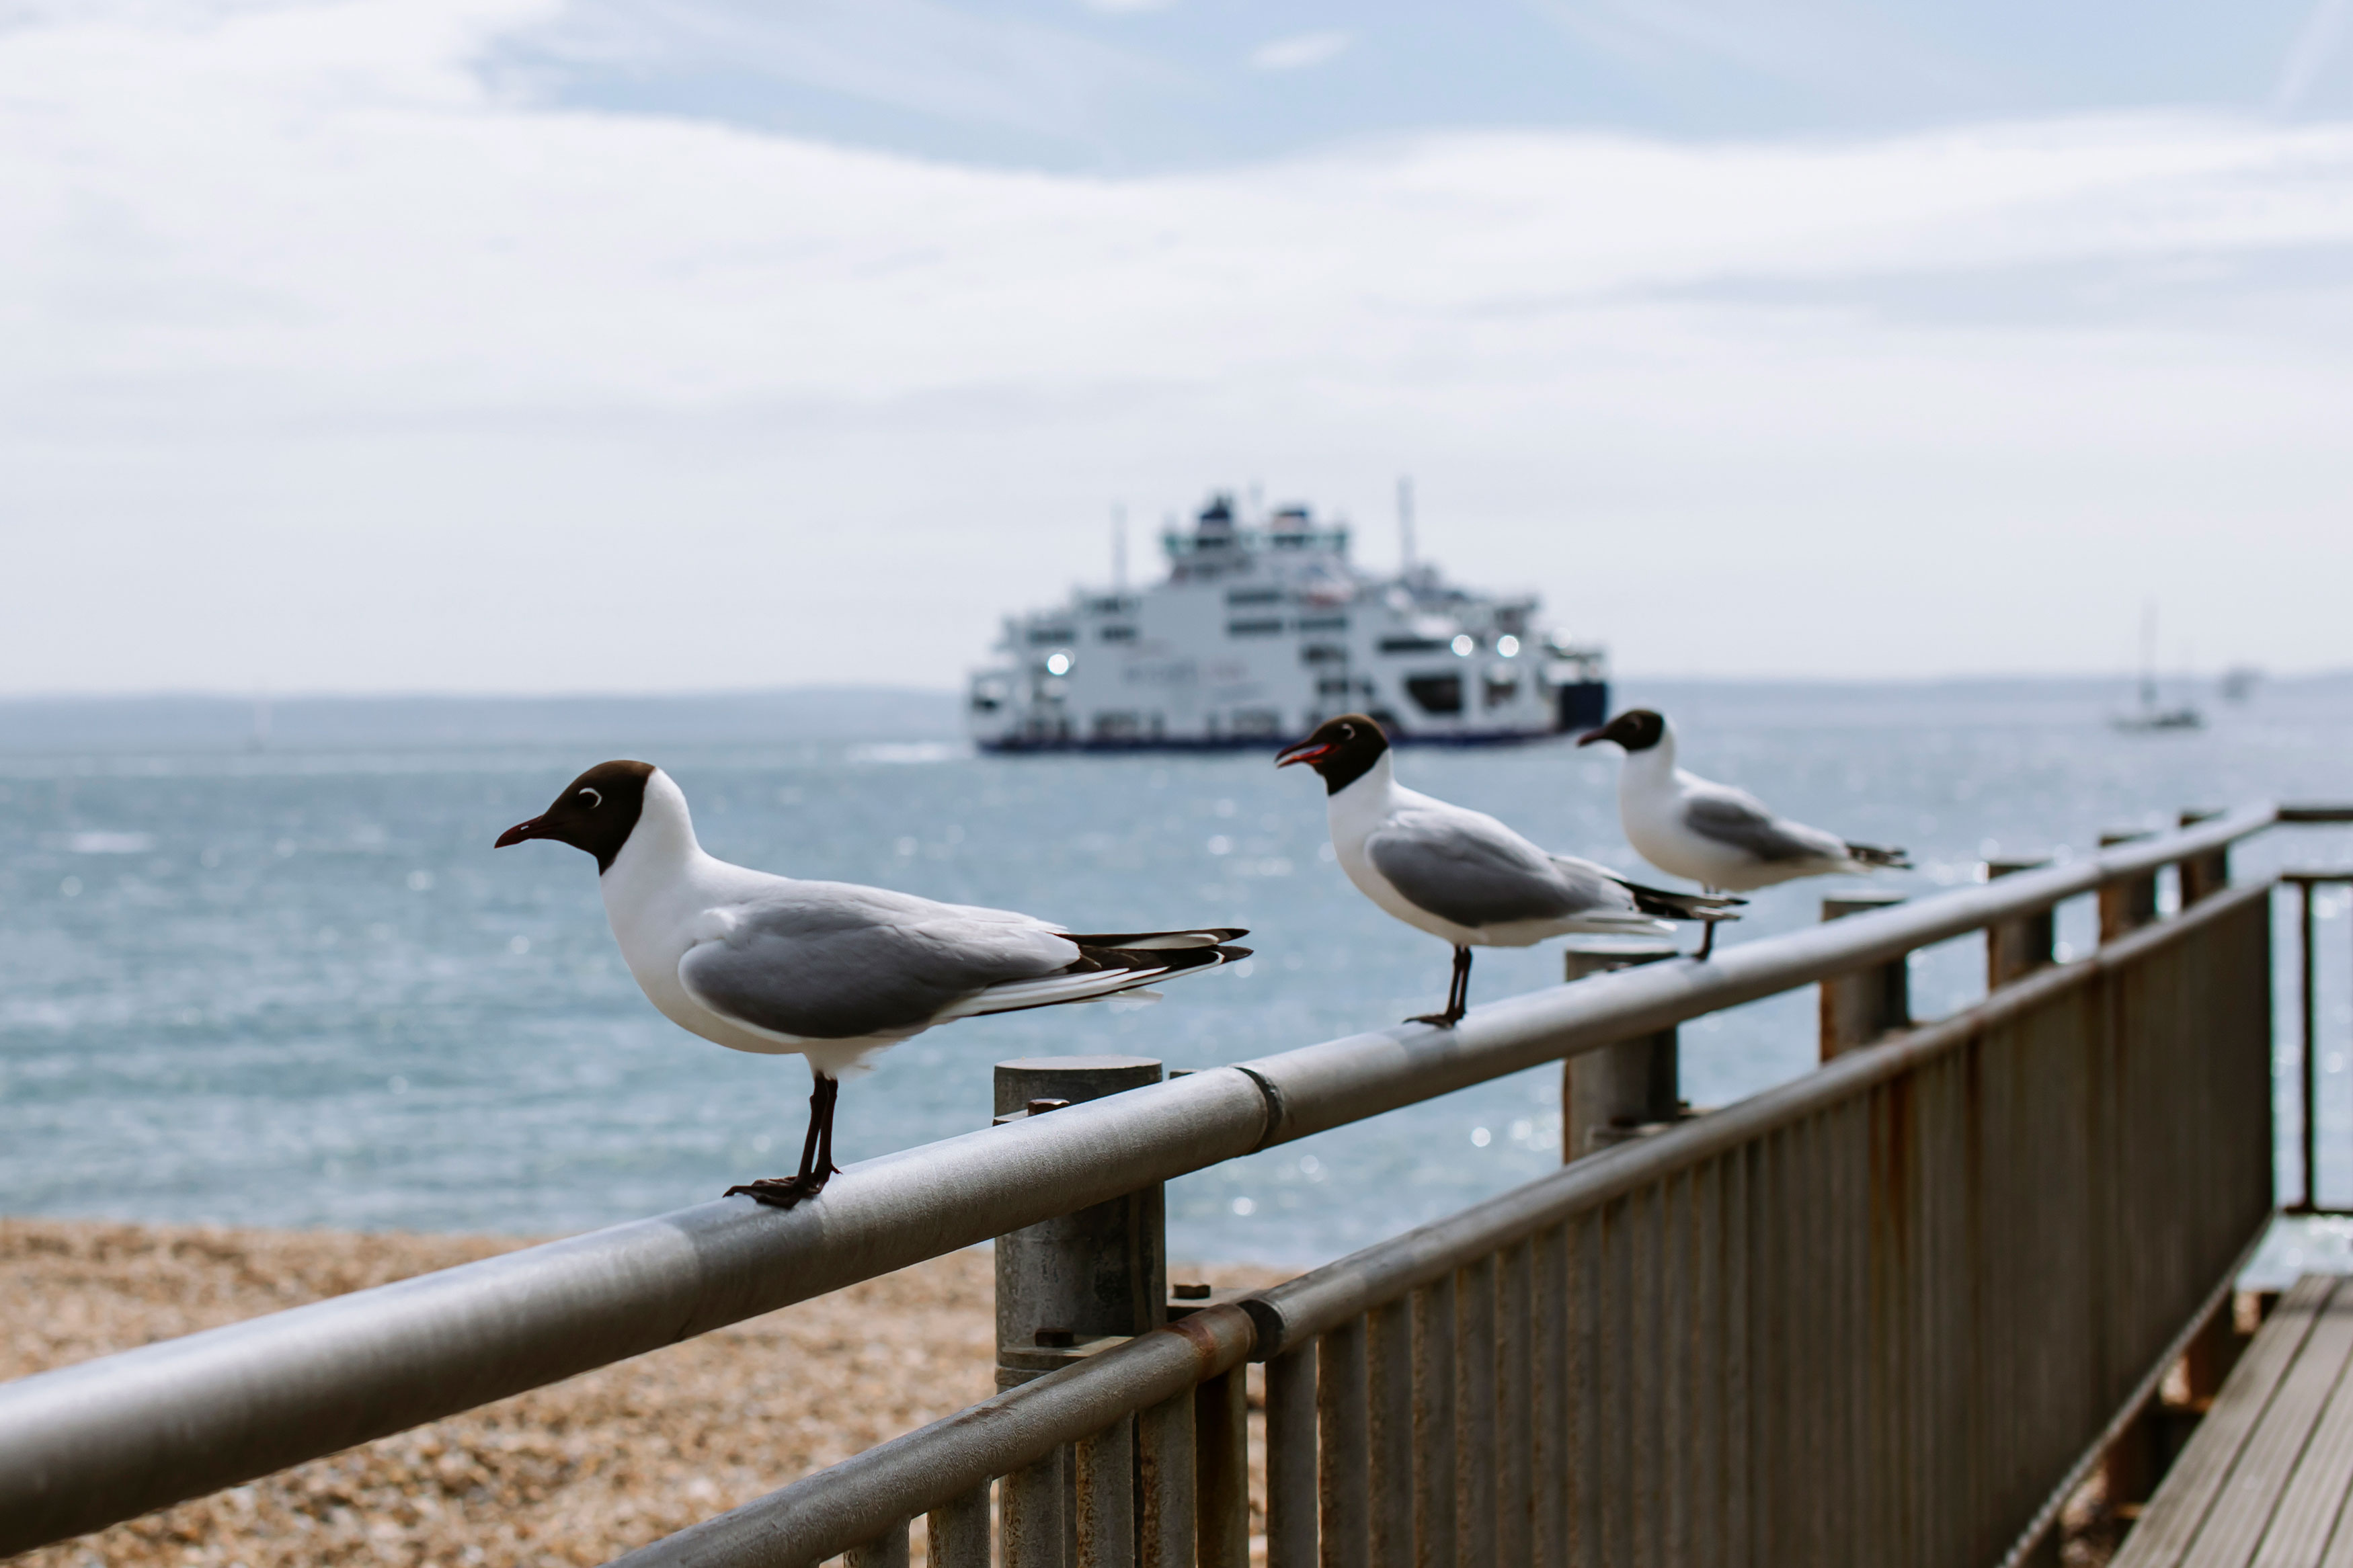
[3,679,2350,1274]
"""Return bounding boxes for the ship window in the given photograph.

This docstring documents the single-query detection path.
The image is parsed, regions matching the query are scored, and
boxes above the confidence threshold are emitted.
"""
[1379,636,1449,655]
[1301,644,1347,664]
[1295,615,1348,632]
[1100,625,1138,643]
[1484,667,1521,707]
[1405,674,1464,715]
[1027,627,1076,647]
[1226,588,1283,606]
[1230,709,1285,738]
[1092,711,1143,740]
[1317,678,1353,697]
[1227,618,1285,637]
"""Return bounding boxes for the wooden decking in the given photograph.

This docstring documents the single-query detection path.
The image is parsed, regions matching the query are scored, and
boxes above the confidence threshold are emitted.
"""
[2117,1275,2353,1567]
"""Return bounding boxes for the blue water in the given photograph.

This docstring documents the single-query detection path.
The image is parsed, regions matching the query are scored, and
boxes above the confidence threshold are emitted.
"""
[3,678,2350,1269]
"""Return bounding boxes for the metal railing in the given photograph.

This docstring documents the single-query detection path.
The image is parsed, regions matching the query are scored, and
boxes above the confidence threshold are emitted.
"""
[2286,868,2353,1215]
[0,802,2333,1563]
[610,874,2276,1568]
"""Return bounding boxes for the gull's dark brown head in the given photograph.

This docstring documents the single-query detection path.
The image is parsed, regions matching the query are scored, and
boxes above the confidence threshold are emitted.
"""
[1578,709,1667,753]
[1275,713,1390,795]
[495,760,656,872]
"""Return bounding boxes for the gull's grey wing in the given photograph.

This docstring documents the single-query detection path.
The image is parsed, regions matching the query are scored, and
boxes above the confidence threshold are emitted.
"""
[679,882,1078,1040]
[1683,784,1847,864]
[1367,807,1599,928]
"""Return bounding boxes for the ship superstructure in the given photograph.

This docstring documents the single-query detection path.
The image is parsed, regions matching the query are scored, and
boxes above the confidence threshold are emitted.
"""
[967,493,1607,751]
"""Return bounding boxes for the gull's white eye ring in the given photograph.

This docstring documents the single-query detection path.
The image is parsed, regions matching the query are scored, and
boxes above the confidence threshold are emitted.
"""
[578,788,602,808]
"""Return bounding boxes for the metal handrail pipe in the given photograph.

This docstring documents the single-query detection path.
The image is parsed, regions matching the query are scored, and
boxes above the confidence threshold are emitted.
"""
[1238,803,2274,1144]
[0,805,2274,1554]
[1241,878,2272,1357]
[0,1071,1271,1557]
[607,1305,1259,1568]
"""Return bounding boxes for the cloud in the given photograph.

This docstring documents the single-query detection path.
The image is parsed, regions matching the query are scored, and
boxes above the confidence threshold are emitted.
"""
[504,0,1176,141]
[2276,0,2353,114]
[1247,30,1351,72]
[2,1,2352,691]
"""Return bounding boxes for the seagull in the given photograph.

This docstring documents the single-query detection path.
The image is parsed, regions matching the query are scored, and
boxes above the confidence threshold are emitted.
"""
[496,761,1248,1209]
[1579,708,1912,958]
[1275,714,1740,1026]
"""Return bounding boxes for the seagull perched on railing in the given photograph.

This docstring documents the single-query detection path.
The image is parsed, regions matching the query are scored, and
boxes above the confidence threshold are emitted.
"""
[1276,715,1739,1027]
[497,761,1248,1209]
[1579,708,1911,958]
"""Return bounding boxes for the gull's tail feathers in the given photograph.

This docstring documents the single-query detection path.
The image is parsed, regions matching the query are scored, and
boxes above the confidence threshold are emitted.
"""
[1843,843,1913,871]
[944,935,1252,1020]
[1057,927,1246,951]
[1620,881,1747,923]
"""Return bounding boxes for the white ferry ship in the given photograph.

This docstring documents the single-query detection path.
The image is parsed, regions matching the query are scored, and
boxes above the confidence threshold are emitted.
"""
[967,493,1608,752]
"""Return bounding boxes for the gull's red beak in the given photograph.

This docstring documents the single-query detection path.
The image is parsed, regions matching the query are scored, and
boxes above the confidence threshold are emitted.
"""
[1275,739,1333,768]
[495,818,544,848]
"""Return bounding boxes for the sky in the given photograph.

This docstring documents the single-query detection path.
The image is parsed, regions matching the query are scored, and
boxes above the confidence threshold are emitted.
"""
[3,0,2352,694]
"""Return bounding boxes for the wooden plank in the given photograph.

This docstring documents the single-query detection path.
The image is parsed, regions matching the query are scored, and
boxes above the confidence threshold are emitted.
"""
[2271,1300,2353,1568]
[2114,1278,2336,1567]
[2217,1280,2353,1567]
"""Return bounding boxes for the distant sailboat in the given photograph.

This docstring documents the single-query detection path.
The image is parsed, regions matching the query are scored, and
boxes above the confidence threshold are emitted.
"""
[2112,605,2202,733]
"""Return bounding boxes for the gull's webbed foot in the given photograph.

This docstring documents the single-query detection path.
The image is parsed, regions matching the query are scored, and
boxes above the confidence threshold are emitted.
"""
[1406,1009,1466,1028]
[725,1171,832,1209]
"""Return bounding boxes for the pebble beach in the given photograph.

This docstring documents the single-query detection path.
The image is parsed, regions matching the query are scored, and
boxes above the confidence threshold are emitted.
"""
[1,1219,1281,1567]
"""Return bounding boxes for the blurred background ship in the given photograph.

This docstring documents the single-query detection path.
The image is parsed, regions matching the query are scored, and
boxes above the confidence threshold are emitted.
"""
[967,489,1609,751]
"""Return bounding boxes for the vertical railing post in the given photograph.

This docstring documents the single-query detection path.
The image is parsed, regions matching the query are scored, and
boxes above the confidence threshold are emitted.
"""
[1196,1366,1251,1568]
[1984,858,2055,988]
[1562,938,1683,1161]
[994,1055,1170,1385]
[929,1486,992,1568]
[1267,1348,1318,1568]
[2098,831,2159,941]
[2301,879,2320,1213]
[1138,1391,1196,1568]
[996,1055,1169,1568]
[1818,893,1909,1059]
[2178,809,2229,905]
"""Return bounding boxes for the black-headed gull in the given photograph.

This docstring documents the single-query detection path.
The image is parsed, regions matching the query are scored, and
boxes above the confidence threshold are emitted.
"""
[1275,715,1739,1026]
[1579,708,1911,957]
[496,761,1248,1208]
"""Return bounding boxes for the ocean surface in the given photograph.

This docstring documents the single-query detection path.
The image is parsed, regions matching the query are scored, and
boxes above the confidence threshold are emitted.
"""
[3,678,2352,1276]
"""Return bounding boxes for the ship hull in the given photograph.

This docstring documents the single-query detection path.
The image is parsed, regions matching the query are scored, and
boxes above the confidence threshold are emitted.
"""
[978,683,1609,753]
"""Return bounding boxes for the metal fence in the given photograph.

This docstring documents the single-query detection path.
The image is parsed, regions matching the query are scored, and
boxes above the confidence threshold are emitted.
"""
[610,876,2275,1568]
[0,804,2319,1564]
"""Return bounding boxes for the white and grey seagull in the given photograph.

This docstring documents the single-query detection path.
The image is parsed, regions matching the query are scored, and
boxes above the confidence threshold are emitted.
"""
[496,761,1248,1208]
[1275,715,1739,1026]
[1579,708,1911,958]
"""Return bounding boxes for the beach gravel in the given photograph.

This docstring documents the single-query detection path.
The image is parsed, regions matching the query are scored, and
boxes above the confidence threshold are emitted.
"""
[1,1218,1281,1567]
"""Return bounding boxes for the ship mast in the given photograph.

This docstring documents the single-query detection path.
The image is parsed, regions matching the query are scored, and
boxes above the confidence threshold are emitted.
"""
[1397,475,1417,572]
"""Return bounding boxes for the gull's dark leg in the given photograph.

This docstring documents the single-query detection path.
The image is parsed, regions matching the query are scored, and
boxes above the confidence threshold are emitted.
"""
[815,1073,842,1176]
[1408,946,1474,1028]
[727,1071,841,1209]
[1696,920,1718,961]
